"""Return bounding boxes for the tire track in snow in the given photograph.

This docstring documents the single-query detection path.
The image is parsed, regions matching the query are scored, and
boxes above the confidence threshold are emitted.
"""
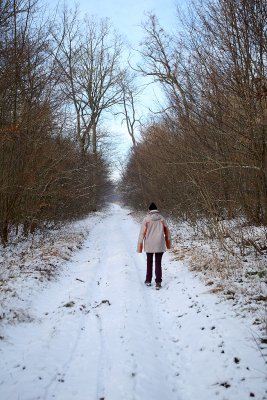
[42,238,106,398]
[43,214,115,400]
[85,204,182,400]
[87,213,138,400]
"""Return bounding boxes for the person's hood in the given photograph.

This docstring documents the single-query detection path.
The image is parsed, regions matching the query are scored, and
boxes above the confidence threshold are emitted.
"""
[149,210,161,221]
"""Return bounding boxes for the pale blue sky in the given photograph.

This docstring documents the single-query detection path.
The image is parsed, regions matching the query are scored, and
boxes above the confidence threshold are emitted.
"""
[45,0,186,177]
[78,0,180,43]
[47,0,183,45]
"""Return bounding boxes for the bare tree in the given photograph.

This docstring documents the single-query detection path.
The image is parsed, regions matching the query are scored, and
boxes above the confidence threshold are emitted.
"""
[53,10,125,153]
[0,1,113,244]
[118,75,147,205]
[52,9,125,207]
[122,0,267,256]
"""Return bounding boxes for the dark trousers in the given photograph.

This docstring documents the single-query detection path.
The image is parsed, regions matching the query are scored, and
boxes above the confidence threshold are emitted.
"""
[146,252,163,283]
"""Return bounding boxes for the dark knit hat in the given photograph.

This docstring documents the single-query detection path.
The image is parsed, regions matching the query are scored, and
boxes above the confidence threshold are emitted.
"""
[149,202,157,211]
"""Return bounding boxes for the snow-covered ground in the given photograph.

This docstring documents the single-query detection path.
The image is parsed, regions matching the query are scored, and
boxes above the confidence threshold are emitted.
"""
[0,203,266,400]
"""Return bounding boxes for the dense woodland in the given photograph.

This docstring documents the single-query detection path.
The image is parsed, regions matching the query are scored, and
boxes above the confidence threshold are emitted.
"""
[1,0,267,251]
[120,0,267,250]
[0,0,122,244]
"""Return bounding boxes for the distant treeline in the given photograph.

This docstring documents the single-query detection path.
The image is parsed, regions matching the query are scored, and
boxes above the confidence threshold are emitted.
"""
[121,0,267,231]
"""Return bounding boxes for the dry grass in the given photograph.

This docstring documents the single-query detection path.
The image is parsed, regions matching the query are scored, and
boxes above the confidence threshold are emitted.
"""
[0,226,88,325]
[171,242,267,339]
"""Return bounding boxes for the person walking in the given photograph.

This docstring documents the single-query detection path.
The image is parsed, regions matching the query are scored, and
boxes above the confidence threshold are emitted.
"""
[137,202,171,289]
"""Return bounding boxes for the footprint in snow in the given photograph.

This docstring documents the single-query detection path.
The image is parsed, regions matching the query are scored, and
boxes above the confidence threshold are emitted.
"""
[219,381,231,388]
[57,374,65,383]
[233,356,240,364]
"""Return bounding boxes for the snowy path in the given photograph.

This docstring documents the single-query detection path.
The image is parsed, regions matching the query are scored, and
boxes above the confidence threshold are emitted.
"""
[0,204,266,400]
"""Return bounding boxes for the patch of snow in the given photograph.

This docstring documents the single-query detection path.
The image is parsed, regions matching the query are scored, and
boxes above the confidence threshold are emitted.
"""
[0,212,103,325]
[0,204,266,400]
[168,218,267,340]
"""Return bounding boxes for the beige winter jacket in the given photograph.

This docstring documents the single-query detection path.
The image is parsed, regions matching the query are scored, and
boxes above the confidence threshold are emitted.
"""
[137,210,171,253]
